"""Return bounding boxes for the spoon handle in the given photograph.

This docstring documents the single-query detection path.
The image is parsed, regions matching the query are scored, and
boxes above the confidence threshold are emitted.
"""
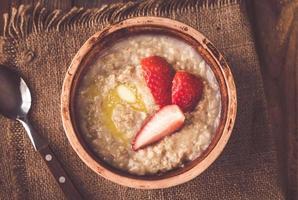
[39,145,83,200]
[18,117,82,199]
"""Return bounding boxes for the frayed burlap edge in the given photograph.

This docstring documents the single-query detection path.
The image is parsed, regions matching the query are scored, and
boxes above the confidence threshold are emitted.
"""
[0,0,241,75]
[0,0,240,67]
[2,0,240,40]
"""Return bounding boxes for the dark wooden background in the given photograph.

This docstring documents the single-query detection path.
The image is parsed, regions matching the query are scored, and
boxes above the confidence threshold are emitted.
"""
[0,0,297,198]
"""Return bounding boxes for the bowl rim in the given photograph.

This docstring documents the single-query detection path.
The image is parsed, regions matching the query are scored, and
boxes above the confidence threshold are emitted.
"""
[61,16,237,189]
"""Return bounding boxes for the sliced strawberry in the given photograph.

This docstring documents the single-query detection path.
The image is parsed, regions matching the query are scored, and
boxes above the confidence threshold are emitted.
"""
[141,56,175,107]
[132,105,185,151]
[172,71,203,112]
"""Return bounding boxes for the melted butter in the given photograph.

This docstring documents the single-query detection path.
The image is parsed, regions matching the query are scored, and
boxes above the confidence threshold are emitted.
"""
[101,84,147,144]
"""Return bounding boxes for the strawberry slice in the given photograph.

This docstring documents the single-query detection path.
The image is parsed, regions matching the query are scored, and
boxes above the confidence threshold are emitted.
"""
[141,56,175,107]
[132,105,185,151]
[172,71,203,112]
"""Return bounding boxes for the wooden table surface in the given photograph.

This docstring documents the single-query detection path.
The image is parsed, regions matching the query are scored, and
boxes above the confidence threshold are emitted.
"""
[246,1,298,198]
[0,0,297,199]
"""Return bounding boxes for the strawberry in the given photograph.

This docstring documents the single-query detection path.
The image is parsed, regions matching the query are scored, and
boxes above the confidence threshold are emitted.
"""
[141,56,175,107]
[132,105,185,151]
[172,71,203,112]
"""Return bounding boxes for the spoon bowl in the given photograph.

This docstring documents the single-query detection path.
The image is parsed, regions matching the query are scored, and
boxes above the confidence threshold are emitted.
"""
[0,65,31,119]
[0,64,45,150]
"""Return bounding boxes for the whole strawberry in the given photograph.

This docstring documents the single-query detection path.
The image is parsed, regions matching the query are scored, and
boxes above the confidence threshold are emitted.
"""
[141,56,175,108]
[172,71,203,112]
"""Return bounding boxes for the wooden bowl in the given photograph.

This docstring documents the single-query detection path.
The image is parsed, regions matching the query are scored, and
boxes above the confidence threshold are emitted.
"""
[61,17,237,189]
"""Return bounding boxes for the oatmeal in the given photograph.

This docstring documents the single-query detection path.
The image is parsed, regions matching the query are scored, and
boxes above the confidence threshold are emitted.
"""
[77,34,221,175]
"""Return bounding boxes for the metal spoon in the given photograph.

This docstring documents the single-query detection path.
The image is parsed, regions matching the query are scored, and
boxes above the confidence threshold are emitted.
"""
[0,65,82,199]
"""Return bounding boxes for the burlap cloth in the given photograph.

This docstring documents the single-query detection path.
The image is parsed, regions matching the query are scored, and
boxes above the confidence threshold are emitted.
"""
[0,0,286,199]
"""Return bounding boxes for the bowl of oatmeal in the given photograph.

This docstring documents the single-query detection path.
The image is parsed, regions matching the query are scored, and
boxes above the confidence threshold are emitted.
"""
[61,17,237,189]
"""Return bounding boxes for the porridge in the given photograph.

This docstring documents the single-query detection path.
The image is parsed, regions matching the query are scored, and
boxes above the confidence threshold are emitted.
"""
[76,34,221,175]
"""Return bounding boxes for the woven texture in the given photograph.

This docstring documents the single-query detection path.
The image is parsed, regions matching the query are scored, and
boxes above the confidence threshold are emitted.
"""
[0,0,285,199]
